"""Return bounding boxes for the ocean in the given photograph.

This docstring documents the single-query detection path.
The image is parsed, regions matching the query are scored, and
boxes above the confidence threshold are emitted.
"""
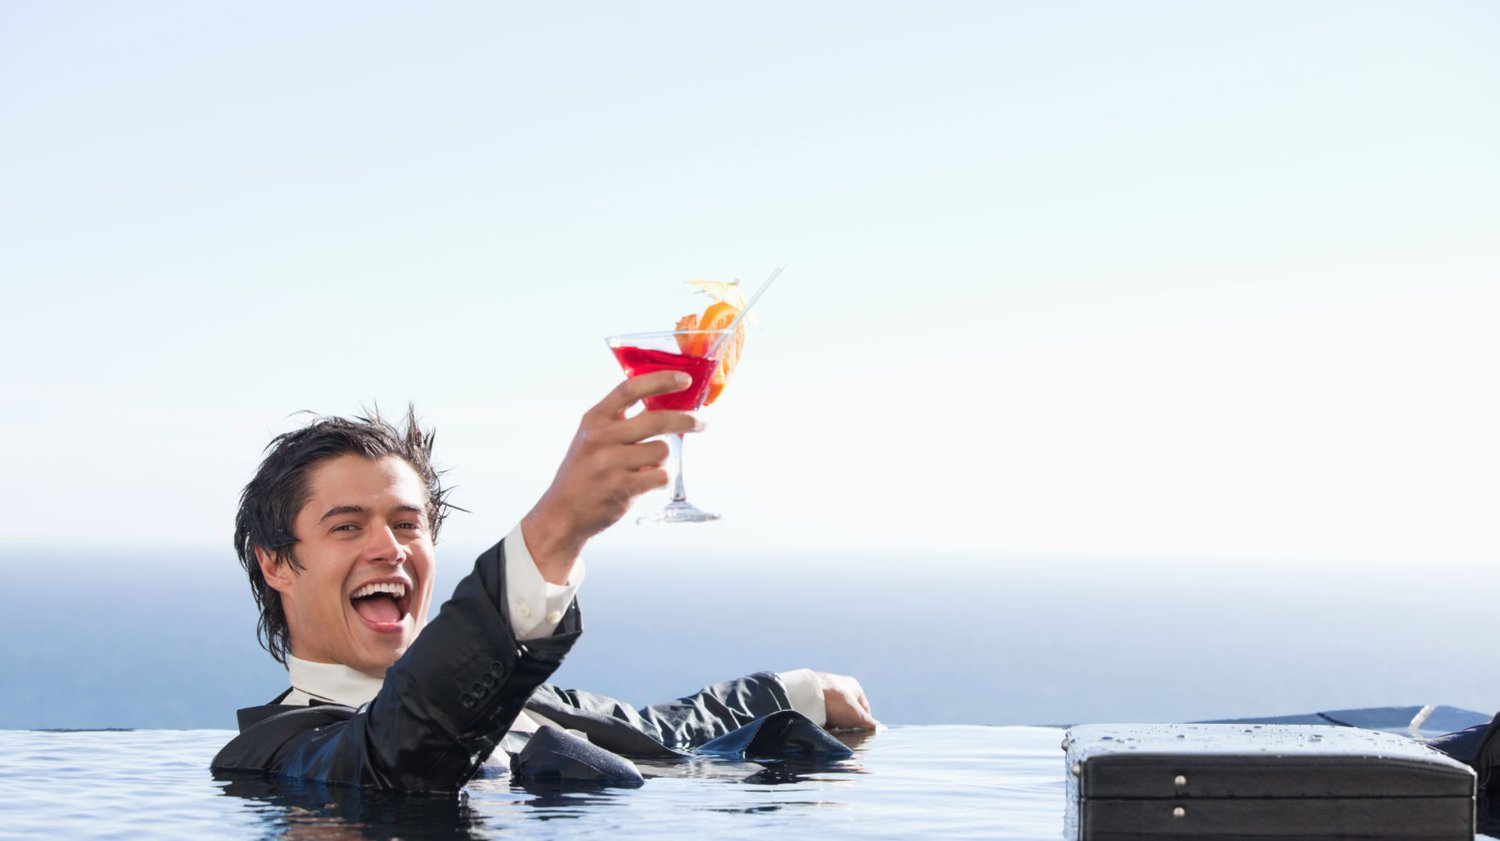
[4,545,1495,731]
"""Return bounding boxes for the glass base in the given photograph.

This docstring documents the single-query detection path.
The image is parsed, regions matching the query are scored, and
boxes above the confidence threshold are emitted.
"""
[638,499,721,524]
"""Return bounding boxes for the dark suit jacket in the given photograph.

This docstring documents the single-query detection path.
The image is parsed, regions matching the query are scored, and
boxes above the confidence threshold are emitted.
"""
[211,539,813,791]
[213,539,580,790]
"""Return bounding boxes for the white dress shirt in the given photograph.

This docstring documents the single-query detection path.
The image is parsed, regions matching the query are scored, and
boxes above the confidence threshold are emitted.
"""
[282,522,827,729]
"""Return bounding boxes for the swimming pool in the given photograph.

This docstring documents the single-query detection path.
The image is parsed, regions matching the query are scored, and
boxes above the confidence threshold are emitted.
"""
[0,725,1056,839]
[2,725,1495,839]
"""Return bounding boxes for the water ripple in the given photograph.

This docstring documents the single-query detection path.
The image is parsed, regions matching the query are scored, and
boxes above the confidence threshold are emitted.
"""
[0,726,1063,839]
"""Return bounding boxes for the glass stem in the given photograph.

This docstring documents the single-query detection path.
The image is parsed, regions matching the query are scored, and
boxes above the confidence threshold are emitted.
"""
[668,432,688,503]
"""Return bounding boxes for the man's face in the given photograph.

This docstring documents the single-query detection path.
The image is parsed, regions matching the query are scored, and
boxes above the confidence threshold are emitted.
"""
[258,454,437,677]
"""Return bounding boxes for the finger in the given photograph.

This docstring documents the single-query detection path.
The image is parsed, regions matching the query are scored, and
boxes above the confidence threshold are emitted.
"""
[843,692,879,729]
[613,409,704,444]
[830,694,878,731]
[594,371,692,418]
[599,468,669,515]
[626,467,671,495]
[611,439,671,471]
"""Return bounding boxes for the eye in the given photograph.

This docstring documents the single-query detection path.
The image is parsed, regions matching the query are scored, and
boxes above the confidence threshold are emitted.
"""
[396,521,424,532]
[331,523,360,533]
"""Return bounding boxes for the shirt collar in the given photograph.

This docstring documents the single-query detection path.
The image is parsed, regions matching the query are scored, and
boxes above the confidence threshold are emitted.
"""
[286,655,384,707]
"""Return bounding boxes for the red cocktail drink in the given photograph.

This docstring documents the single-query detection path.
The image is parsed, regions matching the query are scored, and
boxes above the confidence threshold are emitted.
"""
[604,327,732,523]
[610,346,718,411]
[604,266,775,524]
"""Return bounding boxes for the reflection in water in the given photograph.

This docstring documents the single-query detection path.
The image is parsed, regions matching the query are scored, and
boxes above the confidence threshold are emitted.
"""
[215,749,865,839]
[3,727,1073,839]
[507,781,633,817]
[742,757,866,786]
[1481,795,1500,836]
[217,774,484,841]
[834,729,878,752]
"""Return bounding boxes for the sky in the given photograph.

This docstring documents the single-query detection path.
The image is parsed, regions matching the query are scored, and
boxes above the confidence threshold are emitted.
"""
[2,1,1496,569]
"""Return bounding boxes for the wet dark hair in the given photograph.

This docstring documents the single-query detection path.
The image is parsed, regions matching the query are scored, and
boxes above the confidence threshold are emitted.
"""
[233,406,455,666]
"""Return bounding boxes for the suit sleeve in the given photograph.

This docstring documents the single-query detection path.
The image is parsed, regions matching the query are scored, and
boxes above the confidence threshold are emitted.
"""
[533,672,795,751]
[229,539,581,790]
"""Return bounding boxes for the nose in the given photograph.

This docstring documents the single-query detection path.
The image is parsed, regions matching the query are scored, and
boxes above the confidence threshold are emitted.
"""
[361,523,407,566]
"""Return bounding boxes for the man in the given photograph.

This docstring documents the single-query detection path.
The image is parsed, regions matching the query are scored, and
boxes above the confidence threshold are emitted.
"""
[212,371,876,790]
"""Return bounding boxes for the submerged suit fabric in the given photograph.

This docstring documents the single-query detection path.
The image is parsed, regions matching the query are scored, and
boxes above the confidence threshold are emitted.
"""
[506,710,852,786]
[519,674,802,758]
[212,539,836,791]
[1429,716,1500,791]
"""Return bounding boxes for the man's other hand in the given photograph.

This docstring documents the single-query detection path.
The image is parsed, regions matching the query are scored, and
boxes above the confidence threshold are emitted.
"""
[817,672,879,730]
[522,371,701,584]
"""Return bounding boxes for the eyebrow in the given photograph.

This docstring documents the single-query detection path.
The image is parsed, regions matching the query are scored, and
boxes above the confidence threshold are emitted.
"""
[317,503,424,523]
[319,505,368,523]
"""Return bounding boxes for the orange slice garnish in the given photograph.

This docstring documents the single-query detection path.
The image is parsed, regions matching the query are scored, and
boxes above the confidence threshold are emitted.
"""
[695,302,744,405]
[673,299,746,405]
[674,313,700,355]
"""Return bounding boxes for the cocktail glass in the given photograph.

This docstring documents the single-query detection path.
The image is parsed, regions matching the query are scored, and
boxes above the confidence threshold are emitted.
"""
[606,329,728,523]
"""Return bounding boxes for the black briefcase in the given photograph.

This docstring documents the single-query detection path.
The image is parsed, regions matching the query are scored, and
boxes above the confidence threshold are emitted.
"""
[1063,723,1475,840]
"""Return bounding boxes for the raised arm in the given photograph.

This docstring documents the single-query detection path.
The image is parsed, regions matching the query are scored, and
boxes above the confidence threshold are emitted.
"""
[522,370,703,583]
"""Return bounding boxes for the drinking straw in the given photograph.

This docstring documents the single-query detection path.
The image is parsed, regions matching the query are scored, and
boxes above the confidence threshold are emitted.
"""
[706,263,784,358]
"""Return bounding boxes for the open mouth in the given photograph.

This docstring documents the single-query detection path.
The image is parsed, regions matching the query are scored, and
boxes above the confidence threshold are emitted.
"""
[349,580,412,630]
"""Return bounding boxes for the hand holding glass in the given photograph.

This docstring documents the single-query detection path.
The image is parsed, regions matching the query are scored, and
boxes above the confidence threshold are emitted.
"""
[606,329,727,523]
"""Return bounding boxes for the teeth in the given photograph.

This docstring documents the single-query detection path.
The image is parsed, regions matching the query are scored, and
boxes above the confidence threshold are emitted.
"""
[352,581,407,599]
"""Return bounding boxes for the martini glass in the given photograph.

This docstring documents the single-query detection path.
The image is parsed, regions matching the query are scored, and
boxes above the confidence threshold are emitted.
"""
[606,328,728,523]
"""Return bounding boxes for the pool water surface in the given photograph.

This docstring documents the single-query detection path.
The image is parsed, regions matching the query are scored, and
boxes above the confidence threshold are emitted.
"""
[6,725,1497,839]
[0,725,1063,839]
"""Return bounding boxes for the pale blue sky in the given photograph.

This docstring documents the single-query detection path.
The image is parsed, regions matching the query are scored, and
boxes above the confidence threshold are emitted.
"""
[2,1,1496,566]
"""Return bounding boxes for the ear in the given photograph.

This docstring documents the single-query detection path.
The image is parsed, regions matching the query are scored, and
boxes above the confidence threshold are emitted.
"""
[256,546,297,594]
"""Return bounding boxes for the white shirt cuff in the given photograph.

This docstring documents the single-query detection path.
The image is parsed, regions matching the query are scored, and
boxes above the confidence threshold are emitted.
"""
[777,668,826,726]
[503,522,584,641]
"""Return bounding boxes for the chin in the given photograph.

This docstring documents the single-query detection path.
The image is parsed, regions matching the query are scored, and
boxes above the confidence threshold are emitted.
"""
[375,633,417,665]
[344,628,415,676]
